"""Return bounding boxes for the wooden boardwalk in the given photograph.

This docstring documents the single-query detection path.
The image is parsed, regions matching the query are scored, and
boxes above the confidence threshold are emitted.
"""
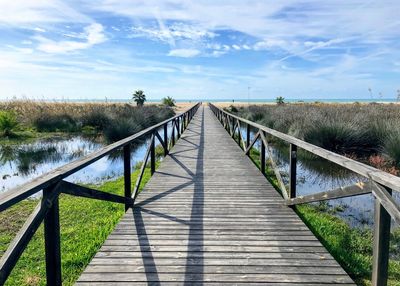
[76,105,354,285]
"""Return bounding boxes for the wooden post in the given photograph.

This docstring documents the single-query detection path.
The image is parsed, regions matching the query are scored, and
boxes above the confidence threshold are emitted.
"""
[163,123,168,156]
[43,187,62,285]
[237,122,241,146]
[171,119,175,146]
[123,144,131,211]
[176,117,180,139]
[289,144,297,199]
[372,188,392,286]
[231,117,235,137]
[246,124,251,149]
[260,134,266,174]
[150,135,156,175]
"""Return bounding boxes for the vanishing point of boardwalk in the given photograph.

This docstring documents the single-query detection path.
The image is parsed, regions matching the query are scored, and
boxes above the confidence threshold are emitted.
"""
[77,106,354,285]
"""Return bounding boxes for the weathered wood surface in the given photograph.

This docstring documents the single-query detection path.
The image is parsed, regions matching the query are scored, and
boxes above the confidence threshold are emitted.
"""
[77,106,354,285]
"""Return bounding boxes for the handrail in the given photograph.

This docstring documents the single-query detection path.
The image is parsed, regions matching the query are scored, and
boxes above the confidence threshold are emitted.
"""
[0,103,200,211]
[210,104,400,193]
[209,102,398,286]
[0,102,201,285]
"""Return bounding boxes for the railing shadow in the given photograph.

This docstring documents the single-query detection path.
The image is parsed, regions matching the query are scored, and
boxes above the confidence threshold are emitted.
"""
[184,105,204,285]
[130,106,205,284]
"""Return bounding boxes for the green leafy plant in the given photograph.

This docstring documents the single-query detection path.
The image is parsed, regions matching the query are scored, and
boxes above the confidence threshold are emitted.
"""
[276,96,285,105]
[0,111,19,137]
[384,129,400,167]
[132,90,146,106]
[161,96,176,107]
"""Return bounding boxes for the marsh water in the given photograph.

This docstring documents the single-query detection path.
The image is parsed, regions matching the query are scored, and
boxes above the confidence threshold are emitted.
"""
[246,129,400,229]
[1,130,399,229]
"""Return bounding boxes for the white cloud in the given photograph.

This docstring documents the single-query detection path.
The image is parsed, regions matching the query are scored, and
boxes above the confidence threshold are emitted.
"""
[232,44,241,50]
[34,27,46,33]
[0,0,91,24]
[253,39,287,50]
[35,23,107,53]
[168,49,201,58]
[131,22,216,45]
[92,1,400,59]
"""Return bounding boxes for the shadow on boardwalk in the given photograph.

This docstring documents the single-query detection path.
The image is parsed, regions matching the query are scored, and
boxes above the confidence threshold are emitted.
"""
[131,107,205,285]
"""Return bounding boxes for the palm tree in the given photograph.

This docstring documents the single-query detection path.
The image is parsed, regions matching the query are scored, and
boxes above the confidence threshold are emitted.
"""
[162,96,176,107]
[276,96,285,105]
[132,90,146,106]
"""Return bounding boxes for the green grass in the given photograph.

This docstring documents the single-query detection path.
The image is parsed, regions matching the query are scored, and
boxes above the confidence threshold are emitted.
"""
[244,141,400,286]
[0,163,157,286]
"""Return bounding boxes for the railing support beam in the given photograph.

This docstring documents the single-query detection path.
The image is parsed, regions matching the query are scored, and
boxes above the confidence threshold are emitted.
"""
[150,134,156,175]
[372,188,392,286]
[289,144,297,199]
[246,124,251,149]
[171,119,175,146]
[123,144,131,211]
[43,187,62,285]
[260,134,266,174]
[163,123,168,156]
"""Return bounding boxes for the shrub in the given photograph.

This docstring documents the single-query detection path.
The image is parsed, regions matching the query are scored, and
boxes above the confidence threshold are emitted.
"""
[34,114,78,132]
[0,111,19,137]
[383,129,400,167]
[103,117,142,142]
[82,109,111,130]
[303,120,360,154]
[228,105,238,112]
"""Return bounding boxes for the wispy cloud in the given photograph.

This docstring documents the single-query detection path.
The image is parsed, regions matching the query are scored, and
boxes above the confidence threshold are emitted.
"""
[0,0,399,100]
[168,49,201,58]
[34,23,107,53]
[0,0,91,25]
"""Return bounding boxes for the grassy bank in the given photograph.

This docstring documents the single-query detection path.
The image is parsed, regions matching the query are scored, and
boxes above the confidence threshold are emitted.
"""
[0,163,157,285]
[0,100,175,143]
[247,148,400,285]
[228,103,400,173]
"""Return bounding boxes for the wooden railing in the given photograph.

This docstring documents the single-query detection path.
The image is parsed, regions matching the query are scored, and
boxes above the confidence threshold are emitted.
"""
[0,103,200,285]
[209,103,400,286]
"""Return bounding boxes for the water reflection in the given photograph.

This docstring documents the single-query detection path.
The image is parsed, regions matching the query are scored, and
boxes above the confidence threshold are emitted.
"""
[241,127,399,228]
[0,135,150,193]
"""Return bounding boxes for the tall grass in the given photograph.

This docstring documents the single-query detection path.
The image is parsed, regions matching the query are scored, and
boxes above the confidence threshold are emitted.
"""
[230,103,400,168]
[0,100,175,142]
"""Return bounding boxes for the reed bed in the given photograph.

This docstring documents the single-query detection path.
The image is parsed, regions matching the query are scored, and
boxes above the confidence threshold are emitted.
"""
[0,100,175,142]
[229,103,400,171]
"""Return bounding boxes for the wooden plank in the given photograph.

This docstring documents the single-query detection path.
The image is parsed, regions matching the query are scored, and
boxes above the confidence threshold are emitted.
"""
[77,105,355,285]
[260,131,288,199]
[78,273,353,283]
[286,181,374,206]
[60,181,133,205]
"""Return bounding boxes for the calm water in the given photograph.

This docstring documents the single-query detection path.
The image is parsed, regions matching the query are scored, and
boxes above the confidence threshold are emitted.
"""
[1,129,398,229]
[245,129,400,228]
[0,132,166,194]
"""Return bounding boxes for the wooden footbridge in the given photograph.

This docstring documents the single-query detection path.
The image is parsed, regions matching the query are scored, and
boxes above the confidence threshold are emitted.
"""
[1,103,400,285]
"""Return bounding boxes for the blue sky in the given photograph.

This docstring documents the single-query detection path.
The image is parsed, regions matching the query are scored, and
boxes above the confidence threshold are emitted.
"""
[0,0,399,100]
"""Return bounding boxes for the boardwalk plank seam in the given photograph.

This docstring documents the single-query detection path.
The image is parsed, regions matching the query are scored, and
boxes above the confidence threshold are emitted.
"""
[77,105,355,285]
